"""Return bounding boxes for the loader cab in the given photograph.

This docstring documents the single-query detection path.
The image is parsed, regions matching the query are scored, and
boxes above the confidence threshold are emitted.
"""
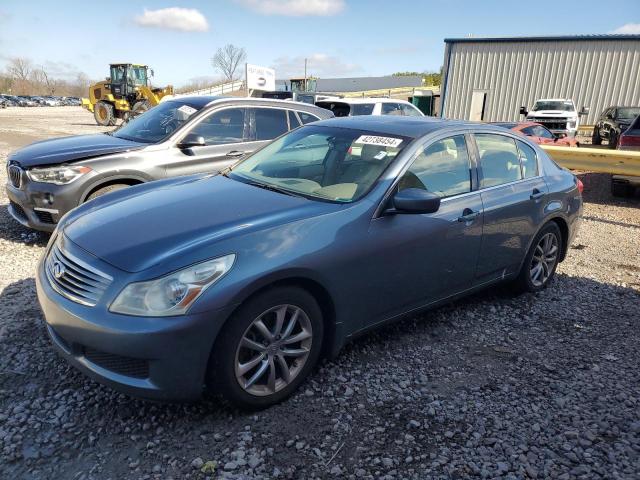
[109,64,148,100]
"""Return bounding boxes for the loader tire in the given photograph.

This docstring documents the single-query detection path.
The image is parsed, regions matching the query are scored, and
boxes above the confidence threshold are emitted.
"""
[132,100,151,117]
[94,101,116,126]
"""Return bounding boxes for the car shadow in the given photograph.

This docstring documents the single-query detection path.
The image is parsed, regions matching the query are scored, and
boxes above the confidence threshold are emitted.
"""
[577,172,640,206]
[0,204,51,247]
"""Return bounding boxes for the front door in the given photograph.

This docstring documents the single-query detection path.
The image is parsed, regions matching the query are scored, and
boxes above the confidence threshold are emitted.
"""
[361,134,484,328]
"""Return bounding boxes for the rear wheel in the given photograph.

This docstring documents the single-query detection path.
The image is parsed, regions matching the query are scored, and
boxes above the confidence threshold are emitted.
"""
[94,101,116,126]
[210,286,324,410]
[513,222,562,293]
[86,183,129,201]
[591,128,601,145]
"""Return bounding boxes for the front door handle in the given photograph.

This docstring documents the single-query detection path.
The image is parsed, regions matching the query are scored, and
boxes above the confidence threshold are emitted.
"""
[226,150,245,158]
[458,208,480,223]
[530,189,545,200]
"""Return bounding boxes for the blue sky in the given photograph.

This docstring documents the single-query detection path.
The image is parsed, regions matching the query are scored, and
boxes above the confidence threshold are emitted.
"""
[0,0,638,87]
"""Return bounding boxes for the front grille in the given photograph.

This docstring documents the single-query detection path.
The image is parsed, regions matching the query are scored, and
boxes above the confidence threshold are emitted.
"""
[530,117,568,131]
[8,165,21,188]
[84,347,149,379]
[9,200,27,220]
[34,210,56,224]
[45,239,112,306]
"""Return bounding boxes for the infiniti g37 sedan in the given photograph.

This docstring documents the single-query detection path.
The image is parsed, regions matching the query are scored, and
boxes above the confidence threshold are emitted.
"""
[6,96,331,231]
[37,116,583,409]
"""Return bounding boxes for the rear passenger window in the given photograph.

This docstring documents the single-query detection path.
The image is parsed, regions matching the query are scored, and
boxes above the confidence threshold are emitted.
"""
[400,103,423,117]
[254,108,288,140]
[475,134,523,188]
[350,104,375,116]
[298,112,320,125]
[288,110,301,129]
[399,135,471,198]
[381,103,403,116]
[516,140,538,178]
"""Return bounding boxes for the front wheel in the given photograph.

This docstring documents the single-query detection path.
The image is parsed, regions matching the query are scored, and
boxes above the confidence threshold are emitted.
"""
[210,286,324,409]
[608,130,618,149]
[513,222,562,293]
[94,101,116,126]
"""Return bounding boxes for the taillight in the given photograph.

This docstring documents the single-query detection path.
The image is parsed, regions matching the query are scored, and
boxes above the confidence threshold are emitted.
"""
[619,133,640,147]
[576,178,584,194]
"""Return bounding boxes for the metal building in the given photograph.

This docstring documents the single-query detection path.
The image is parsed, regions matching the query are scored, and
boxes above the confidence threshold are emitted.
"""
[440,35,640,124]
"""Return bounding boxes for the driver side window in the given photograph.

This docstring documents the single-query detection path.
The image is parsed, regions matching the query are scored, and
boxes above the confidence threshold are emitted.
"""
[399,135,472,198]
[189,108,246,145]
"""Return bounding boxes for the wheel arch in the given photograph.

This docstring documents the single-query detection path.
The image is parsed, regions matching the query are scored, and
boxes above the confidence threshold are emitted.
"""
[548,216,569,262]
[80,175,148,203]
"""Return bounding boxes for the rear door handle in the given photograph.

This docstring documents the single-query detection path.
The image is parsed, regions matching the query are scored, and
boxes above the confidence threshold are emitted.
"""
[458,209,480,223]
[226,150,245,158]
[530,189,545,200]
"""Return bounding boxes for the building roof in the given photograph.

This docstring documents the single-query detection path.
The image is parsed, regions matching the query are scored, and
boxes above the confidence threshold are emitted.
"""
[444,34,640,44]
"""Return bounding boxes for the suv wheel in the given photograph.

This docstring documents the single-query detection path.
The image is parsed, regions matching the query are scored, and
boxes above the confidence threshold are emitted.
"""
[608,130,618,149]
[86,183,129,201]
[210,286,324,409]
[513,222,562,293]
[591,128,602,145]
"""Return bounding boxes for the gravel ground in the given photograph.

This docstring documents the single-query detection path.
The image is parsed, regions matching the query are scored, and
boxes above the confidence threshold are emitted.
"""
[0,109,639,480]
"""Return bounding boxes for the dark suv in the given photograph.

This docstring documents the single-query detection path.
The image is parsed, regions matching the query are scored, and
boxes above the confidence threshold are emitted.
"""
[6,96,332,231]
[592,106,640,149]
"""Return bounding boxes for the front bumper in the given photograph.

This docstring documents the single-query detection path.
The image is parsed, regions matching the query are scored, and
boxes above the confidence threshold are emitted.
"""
[5,174,87,232]
[36,243,238,401]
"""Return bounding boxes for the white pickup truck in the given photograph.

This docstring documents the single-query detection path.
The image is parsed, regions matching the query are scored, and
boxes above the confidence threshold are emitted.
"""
[520,99,589,138]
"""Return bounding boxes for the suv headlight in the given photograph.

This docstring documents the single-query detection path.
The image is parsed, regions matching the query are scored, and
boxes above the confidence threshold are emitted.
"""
[27,165,92,185]
[110,254,235,317]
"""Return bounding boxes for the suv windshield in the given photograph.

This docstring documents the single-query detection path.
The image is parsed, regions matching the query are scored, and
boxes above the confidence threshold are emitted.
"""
[112,101,203,144]
[229,125,410,203]
[532,101,574,112]
[617,107,640,120]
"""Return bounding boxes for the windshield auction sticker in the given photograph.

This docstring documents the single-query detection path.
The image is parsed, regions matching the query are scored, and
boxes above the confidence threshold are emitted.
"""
[354,135,403,148]
[178,105,197,116]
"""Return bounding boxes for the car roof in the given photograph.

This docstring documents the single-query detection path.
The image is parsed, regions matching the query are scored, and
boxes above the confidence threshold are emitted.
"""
[311,116,500,139]
[319,97,414,105]
[167,95,328,112]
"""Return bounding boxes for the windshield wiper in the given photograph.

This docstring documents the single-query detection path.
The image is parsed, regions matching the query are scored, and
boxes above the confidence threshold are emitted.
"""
[245,180,303,198]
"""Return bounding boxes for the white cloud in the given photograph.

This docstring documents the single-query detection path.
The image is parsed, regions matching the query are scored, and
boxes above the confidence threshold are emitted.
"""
[610,23,640,34]
[134,7,209,32]
[236,0,345,16]
[272,53,360,78]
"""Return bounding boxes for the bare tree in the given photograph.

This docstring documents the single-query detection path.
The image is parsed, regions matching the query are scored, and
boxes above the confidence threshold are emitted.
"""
[7,57,32,94]
[211,44,246,82]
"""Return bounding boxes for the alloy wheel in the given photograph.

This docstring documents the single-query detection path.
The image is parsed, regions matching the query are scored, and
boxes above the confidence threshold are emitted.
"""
[234,304,313,397]
[529,232,558,287]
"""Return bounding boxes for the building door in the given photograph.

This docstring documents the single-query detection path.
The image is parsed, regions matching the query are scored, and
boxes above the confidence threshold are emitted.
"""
[469,91,487,121]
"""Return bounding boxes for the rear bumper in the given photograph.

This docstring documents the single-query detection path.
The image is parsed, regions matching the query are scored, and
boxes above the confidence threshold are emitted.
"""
[36,256,238,401]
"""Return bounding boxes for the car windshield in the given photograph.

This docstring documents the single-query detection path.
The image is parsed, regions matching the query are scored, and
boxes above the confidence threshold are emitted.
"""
[112,101,203,144]
[532,101,574,112]
[617,107,640,120]
[229,125,410,203]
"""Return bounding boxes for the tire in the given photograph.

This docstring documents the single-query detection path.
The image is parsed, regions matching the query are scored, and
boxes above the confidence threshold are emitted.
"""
[131,100,151,118]
[608,130,618,149]
[94,101,116,126]
[513,222,562,294]
[611,179,631,198]
[210,286,324,410]
[86,183,129,201]
[591,128,601,145]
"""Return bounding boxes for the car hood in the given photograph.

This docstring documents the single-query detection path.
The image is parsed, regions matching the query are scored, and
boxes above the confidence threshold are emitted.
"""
[8,133,145,168]
[63,175,341,273]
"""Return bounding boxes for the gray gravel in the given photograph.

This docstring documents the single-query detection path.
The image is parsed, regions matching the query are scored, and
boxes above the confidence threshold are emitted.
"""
[1,110,640,479]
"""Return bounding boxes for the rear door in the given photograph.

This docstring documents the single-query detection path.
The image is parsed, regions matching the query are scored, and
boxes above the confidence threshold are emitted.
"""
[472,133,548,285]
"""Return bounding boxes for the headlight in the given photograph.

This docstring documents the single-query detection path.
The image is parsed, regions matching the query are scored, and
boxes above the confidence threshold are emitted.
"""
[110,254,235,317]
[27,165,92,185]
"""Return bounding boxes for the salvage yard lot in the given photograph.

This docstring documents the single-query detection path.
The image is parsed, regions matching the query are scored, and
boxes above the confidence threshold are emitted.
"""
[1,108,639,479]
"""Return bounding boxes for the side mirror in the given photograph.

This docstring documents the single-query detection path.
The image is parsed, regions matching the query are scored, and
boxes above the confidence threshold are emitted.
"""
[519,106,528,116]
[389,188,441,214]
[178,133,206,149]
[579,107,589,116]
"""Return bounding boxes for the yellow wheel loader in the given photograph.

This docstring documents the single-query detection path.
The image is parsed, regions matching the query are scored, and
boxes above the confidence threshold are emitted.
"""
[81,64,174,126]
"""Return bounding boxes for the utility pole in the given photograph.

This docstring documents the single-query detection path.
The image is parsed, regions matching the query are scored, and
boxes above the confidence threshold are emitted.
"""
[304,58,307,92]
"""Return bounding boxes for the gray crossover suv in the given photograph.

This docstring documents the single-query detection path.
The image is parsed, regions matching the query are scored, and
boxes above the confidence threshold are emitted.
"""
[6,96,332,231]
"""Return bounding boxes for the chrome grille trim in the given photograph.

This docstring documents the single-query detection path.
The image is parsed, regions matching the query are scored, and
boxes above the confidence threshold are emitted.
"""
[45,239,113,307]
[8,165,22,188]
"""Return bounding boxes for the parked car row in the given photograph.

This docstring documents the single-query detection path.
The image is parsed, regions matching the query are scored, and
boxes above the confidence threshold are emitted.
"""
[0,94,81,107]
[5,93,584,408]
